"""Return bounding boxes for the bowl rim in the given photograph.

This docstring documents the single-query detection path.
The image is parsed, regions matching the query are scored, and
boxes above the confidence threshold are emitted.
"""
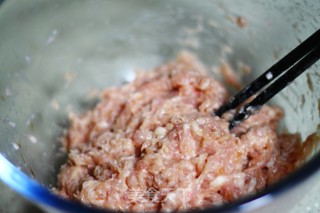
[1,153,320,213]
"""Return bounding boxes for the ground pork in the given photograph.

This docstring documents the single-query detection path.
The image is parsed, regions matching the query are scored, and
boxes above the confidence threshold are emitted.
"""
[56,52,303,212]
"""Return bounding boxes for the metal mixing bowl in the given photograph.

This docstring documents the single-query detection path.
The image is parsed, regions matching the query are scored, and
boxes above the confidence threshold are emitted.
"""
[0,0,320,212]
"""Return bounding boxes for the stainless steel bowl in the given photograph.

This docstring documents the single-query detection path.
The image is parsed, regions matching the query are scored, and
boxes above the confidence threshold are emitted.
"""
[0,0,319,212]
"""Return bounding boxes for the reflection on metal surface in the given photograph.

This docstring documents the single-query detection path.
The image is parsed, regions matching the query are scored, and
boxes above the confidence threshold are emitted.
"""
[0,0,319,212]
[239,195,274,212]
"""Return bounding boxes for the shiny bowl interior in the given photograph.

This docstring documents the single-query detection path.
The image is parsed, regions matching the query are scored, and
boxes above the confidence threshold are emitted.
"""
[0,0,320,212]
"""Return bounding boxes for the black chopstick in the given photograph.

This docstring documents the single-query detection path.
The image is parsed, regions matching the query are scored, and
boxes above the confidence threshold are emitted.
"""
[214,29,320,129]
[229,44,320,129]
[215,29,320,118]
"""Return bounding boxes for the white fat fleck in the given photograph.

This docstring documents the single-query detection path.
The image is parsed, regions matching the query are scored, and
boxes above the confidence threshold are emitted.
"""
[120,156,136,161]
[131,92,143,99]
[5,87,12,97]
[8,121,16,128]
[234,173,245,188]
[154,127,167,139]
[97,121,109,129]
[191,121,203,136]
[12,143,20,150]
[210,176,228,188]
[165,123,174,131]
[166,192,177,202]
[266,158,275,167]
[266,72,273,80]
[28,135,38,144]
[247,178,257,192]
[198,79,210,90]
[145,131,153,140]
[196,118,206,125]
[24,55,31,63]
[183,123,190,131]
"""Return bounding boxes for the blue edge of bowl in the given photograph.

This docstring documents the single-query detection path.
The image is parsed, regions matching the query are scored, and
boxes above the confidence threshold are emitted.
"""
[1,152,320,213]
[1,1,320,213]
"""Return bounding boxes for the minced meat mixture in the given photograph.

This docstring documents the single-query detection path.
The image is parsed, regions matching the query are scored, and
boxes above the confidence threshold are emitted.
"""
[56,53,303,212]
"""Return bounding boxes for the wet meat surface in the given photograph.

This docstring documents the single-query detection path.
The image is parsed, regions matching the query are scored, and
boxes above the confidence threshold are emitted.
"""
[56,53,302,212]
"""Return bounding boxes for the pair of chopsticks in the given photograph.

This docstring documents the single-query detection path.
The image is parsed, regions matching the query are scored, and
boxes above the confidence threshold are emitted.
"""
[215,29,320,129]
